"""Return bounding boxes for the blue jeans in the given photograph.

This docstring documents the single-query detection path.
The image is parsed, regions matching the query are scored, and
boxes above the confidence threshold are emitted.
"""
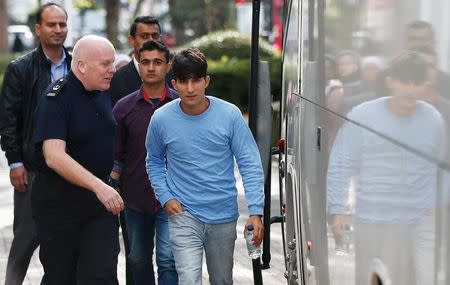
[124,206,178,285]
[168,210,237,285]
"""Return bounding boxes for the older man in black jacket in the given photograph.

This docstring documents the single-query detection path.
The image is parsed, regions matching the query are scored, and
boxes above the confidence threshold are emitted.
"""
[0,3,71,284]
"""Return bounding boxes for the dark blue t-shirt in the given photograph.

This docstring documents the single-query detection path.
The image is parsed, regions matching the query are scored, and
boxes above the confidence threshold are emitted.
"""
[32,71,115,218]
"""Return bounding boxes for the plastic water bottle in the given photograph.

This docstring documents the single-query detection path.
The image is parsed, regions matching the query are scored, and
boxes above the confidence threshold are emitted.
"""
[245,224,261,259]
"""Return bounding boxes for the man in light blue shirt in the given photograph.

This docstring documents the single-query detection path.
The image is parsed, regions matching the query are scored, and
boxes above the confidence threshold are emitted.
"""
[327,51,445,285]
[146,48,264,284]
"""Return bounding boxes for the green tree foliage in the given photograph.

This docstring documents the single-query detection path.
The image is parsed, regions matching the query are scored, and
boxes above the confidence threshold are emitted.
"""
[168,0,234,45]
[74,0,97,10]
[177,30,281,111]
[182,30,276,60]
[0,54,18,91]
[207,57,281,111]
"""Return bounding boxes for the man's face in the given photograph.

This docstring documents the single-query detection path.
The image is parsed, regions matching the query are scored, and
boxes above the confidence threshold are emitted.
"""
[35,5,68,48]
[362,63,380,82]
[138,50,170,85]
[407,27,434,49]
[129,23,161,56]
[172,76,210,111]
[338,55,358,78]
[83,46,116,91]
[388,73,430,108]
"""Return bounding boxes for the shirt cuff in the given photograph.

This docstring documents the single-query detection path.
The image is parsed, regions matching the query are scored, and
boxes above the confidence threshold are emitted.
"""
[9,162,24,169]
[158,191,175,208]
[248,205,264,216]
[112,160,123,174]
[328,203,346,215]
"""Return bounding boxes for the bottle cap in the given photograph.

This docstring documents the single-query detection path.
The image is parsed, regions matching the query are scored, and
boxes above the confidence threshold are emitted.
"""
[247,224,254,231]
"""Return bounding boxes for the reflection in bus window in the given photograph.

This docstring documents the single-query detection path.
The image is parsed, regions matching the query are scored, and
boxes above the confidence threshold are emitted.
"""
[327,51,445,285]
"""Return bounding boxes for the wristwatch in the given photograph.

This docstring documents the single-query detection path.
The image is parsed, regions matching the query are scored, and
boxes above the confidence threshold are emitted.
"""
[106,175,120,190]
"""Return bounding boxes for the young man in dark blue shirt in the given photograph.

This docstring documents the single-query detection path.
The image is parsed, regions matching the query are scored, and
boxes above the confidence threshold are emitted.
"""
[32,35,123,285]
[110,40,178,285]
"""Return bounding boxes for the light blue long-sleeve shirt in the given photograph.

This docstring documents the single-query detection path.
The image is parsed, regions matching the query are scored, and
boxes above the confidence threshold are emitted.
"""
[145,96,264,224]
[327,97,445,224]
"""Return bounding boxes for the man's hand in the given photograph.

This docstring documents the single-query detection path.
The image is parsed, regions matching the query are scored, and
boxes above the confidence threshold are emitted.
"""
[94,183,124,215]
[330,214,344,246]
[245,215,264,246]
[10,167,28,192]
[164,199,183,216]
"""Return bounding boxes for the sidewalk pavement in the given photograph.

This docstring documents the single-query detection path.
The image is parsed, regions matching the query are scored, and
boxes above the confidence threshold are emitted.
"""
[0,153,285,284]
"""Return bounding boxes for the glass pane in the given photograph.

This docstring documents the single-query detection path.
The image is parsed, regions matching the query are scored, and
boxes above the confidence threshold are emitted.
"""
[326,108,442,285]
[322,0,450,165]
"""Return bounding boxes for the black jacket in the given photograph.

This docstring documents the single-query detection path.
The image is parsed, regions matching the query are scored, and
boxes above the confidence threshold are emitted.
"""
[109,60,142,107]
[0,45,72,169]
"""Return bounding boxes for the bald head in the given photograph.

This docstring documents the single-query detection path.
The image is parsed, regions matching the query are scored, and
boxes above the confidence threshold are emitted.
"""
[71,35,115,70]
[72,35,116,91]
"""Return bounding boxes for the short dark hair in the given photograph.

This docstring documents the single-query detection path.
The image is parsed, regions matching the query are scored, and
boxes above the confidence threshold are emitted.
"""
[36,3,67,24]
[138,40,170,62]
[172,48,208,80]
[407,20,434,37]
[130,16,161,37]
[388,50,428,84]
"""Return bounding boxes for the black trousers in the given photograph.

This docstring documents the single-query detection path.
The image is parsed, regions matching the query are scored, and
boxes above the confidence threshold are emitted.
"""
[5,172,39,285]
[36,209,120,285]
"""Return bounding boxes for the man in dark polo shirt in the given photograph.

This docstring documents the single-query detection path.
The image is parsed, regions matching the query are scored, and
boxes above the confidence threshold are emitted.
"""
[32,35,123,285]
[110,40,178,284]
[109,17,165,284]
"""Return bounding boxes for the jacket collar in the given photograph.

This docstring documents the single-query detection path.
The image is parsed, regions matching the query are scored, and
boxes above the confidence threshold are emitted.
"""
[36,44,72,66]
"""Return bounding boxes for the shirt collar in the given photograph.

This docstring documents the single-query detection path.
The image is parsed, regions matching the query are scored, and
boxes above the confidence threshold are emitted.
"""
[44,48,66,65]
[45,49,68,83]
[141,85,168,103]
[133,57,140,76]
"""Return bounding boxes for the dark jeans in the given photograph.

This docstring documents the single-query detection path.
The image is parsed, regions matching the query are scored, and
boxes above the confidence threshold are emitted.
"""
[124,206,178,285]
[36,210,120,285]
[5,172,39,285]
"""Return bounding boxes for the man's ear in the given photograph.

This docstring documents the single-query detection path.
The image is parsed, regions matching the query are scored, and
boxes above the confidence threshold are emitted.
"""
[166,62,172,74]
[171,79,177,91]
[78,60,87,74]
[128,36,135,50]
[35,23,41,38]
[205,75,210,88]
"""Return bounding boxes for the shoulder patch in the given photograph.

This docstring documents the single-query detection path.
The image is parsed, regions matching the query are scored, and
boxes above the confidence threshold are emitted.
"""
[46,77,67,97]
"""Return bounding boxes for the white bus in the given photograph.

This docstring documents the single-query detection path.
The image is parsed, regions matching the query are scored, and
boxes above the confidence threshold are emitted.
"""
[275,0,450,284]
